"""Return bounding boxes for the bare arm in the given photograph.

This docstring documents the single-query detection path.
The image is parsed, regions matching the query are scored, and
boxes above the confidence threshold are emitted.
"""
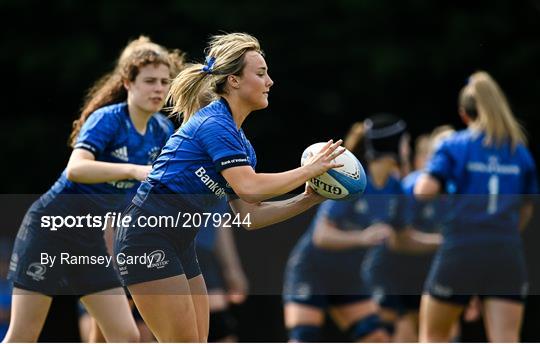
[65,149,151,183]
[388,226,442,254]
[215,227,245,279]
[413,173,441,200]
[221,140,345,203]
[228,185,324,230]
[519,202,534,232]
[214,227,248,303]
[312,217,393,250]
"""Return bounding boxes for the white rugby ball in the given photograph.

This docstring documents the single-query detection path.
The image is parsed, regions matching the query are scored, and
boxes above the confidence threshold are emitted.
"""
[301,142,367,200]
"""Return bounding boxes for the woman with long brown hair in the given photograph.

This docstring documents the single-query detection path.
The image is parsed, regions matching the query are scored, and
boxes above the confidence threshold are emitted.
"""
[4,36,184,342]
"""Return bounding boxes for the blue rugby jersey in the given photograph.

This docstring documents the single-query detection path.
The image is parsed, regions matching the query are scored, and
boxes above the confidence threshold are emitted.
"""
[425,128,538,244]
[41,102,174,212]
[133,98,257,212]
[290,174,404,268]
[356,175,405,271]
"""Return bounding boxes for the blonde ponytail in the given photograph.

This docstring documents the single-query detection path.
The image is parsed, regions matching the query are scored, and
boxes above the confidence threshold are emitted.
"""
[167,33,261,124]
[461,71,526,149]
[168,64,213,124]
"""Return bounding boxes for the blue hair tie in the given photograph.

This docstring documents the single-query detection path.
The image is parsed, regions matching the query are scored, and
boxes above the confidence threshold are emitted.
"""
[202,56,216,74]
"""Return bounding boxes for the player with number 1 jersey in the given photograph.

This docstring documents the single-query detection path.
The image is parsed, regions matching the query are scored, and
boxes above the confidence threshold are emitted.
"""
[415,71,538,342]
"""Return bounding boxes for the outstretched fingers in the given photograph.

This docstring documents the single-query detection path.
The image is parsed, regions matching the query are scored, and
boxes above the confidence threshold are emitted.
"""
[304,139,347,177]
[323,139,343,157]
[325,139,345,168]
[317,139,334,154]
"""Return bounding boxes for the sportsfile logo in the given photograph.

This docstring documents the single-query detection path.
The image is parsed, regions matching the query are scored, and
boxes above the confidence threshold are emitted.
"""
[147,250,169,269]
[26,262,47,281]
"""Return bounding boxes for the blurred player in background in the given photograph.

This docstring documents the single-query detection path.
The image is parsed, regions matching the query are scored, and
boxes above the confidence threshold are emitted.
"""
[3,36,183,342]
[196,200,248,342]
[347,113,436,341]
[0,240,12,342]
[415,71,538,342]
[383,126,453,342]
[283,114,413,342]
[114,32,345,342]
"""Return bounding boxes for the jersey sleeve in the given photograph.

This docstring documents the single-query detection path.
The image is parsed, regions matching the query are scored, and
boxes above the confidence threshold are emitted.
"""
[320,199,354,224]
[73,111,118,156]
[197,118,252,172]
[425,140,454,184]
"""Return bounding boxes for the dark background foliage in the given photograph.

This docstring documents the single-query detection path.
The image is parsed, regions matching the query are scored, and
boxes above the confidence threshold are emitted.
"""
[2,0,540,192]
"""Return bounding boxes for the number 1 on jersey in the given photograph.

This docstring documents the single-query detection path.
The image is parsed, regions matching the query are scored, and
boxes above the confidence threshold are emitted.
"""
[487,174,499,214]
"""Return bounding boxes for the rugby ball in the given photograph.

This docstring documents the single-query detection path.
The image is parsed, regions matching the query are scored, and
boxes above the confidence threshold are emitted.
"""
[301,142,367,200]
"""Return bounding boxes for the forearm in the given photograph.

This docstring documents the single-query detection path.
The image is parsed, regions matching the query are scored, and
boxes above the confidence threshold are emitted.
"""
[408,231,441,252]
[225,167,313,203]
[215,227,243,272]
[66,159,136,183]
[519,202,533,232]
[312,226,365,250]
[392,228,442,253]
[230,193,320,230]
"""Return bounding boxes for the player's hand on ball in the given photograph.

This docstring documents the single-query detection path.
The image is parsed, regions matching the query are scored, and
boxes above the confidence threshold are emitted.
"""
[304,182,326,203]
[303,139,346,178]
[301,141,366,200]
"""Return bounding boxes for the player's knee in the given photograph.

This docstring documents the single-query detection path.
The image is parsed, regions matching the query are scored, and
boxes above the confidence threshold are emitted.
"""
[161,331,200,343]
[361,329,390,343]
[3,333,38,343]
[419,328,453,343]
[347,313,389,342]
[209,309,237,342]
[420,334,453,343]
[4,322,42,342]
[288,324,322,342]
[128,328,141,343]
[487,330,520,343]
[110,325,140,343]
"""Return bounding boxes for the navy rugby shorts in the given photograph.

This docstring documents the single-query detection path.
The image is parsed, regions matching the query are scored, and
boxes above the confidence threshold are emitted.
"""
[114,203,201,287]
